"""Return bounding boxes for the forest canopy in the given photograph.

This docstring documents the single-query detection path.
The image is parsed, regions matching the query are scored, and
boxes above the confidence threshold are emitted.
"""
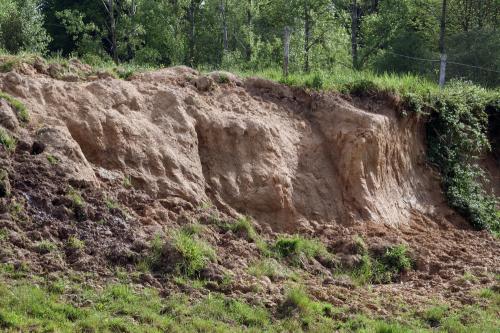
[0,0,498,86]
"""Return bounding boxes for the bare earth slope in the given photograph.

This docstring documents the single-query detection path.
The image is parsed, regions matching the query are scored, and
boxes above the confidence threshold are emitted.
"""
[0,66,465,231]
[0,64,498,325]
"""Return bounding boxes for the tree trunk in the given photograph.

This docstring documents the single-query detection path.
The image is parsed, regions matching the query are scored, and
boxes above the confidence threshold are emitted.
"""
[439,0,447,88]
[351,0,358,69]
[102,0,119,64]
[188,0,196,67]
[220,0,228,52]
[245,0,253,61]
[304,2,311,72]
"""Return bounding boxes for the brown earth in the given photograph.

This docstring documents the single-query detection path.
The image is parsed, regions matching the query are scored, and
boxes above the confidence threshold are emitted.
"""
[0,61,498,319]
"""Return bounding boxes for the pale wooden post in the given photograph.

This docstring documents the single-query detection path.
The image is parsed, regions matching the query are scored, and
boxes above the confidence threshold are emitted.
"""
[438,0,447,88]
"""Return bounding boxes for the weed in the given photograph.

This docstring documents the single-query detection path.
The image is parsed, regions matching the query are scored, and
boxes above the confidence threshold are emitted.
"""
[226,217,258,241]
[217,73,230,84]
[35,241,58,254]
[349,243,413,285]
[423,305,448,327]
[105,198,118,210]
[305,72,324,90]
[272,235,331,266]
[181,222,206,236]
[8,197,25,222]
[0,128,16,151]
[171,230,216,277]
[248,258,290,281]
[0,91,29,123]
[67,187,84,208]
[0,169,10,197]
[0,228,6,241]
[477,288,495,299]
[122,175,132,188]
[66,236,85,250]
[46,154,58,165]
[278,286,335,330]
[67,187,87,221]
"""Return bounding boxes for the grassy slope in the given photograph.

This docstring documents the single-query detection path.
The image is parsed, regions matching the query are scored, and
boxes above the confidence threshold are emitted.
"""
[0,267,498,333]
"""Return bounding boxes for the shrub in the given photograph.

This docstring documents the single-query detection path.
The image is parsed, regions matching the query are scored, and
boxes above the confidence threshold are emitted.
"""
[426,81,499,233]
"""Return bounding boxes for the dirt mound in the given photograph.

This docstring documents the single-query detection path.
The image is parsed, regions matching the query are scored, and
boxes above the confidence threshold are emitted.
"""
[0,67,466,232]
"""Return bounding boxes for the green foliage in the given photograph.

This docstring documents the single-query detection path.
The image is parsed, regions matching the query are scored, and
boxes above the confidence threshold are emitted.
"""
[67,187,84,208]
[426,81,499,232]
[248,258,292,281]
[0,128,16,151]
[0,91,29,123]
[35,240,57,254]
[171,230,216,277]
[422,305,448,327]
[122,175,132,188]
[46,154,58,165]
[225,217,269,254]
[351,243,413,285]
[66,236,84,250]
[272,235,331,266]
[0,272,499,333]
[0,169,10,198]
[278,286,336,330]
[0,0,51,54]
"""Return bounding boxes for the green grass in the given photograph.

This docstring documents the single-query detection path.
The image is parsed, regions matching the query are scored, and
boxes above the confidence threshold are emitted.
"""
[35,241,58,254]
[0,273,498,333]
[247,258,294,281]
[272,235,332,267]
[0,91,29,123]
[67,187,84,208]
[46,154,58,165]
[145,231,216,277]
[224,217,269,253]
[348,243,413,285]
[172,230,216,277]
[66,236,84,251]
[0,128,16,151]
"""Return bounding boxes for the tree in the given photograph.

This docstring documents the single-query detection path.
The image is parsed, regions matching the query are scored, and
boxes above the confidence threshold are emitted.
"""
[0,0,51,54]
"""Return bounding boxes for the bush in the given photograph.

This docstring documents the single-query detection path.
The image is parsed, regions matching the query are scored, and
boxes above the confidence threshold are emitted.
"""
[426,81,499,233]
